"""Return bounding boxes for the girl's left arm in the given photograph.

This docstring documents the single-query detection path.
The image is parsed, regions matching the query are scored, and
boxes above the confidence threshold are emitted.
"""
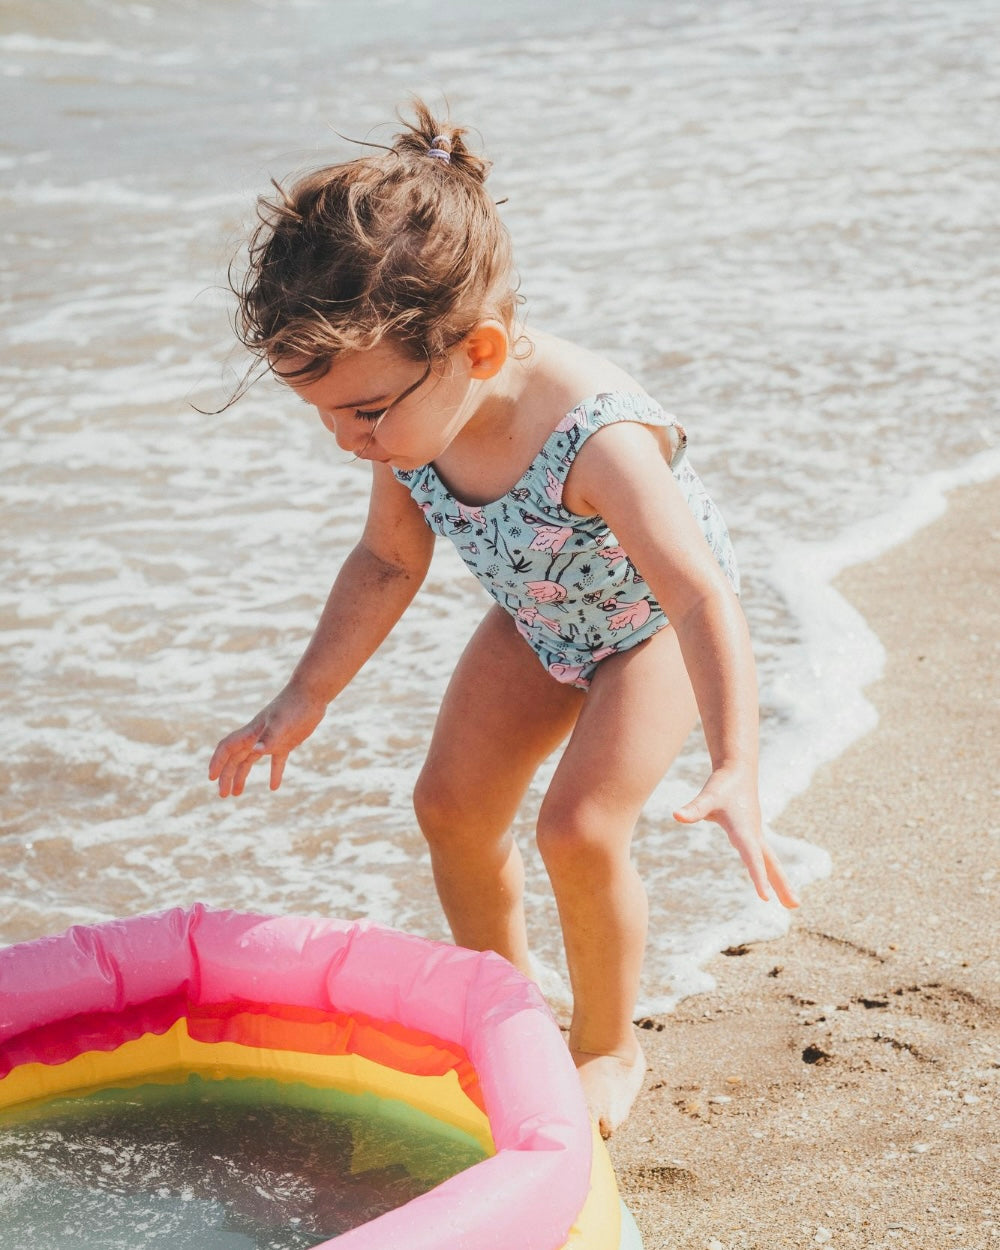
[568,422,798,909]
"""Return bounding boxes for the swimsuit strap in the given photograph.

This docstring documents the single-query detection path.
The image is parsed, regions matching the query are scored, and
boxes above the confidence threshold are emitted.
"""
[541,392,687,488]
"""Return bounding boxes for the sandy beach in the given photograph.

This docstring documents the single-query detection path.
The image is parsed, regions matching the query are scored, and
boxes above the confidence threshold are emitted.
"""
[610,476,999,1250]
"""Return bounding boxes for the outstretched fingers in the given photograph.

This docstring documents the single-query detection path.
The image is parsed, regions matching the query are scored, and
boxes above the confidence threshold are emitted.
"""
[718,813,775,905]
[674,775,799,909]
[228,740,268,797]
[208,724,267,797]
[208,684,327,798]
[761,839,799,909]
[269,750,289,791]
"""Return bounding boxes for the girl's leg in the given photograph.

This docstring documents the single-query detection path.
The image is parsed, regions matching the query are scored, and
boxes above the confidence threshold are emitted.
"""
[536,624,698,1135]
[413,604,584,977]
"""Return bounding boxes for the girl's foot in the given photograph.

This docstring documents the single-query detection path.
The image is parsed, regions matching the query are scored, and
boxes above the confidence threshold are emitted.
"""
[571,1042,646,1138]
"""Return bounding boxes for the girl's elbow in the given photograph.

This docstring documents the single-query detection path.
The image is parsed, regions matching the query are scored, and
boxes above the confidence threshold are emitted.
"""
[671,577,745,637]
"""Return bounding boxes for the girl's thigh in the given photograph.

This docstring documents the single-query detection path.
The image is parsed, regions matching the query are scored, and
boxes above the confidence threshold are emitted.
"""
[543,624,698,838]
[416,604,584,831]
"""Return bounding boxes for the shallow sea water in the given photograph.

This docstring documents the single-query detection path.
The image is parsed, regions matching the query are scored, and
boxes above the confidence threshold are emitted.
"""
[2,0,998,1008]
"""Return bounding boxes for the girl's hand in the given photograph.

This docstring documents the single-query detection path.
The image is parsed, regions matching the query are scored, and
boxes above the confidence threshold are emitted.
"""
[674,767,799,909]
[208,682,328,797]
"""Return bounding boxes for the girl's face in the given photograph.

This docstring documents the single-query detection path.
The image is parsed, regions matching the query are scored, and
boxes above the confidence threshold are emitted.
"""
[277,340,477,470]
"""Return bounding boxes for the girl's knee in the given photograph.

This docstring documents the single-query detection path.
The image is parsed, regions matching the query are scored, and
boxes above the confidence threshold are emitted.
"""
[412,767,466,842]
[413,764,505,851]
[535,795,626,875]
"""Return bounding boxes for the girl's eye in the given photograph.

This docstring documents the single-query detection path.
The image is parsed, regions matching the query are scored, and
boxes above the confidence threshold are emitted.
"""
[355,407,388,423]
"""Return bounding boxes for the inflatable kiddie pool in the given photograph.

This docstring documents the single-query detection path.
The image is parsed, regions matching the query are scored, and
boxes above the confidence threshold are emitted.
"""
[0,906,642,1248]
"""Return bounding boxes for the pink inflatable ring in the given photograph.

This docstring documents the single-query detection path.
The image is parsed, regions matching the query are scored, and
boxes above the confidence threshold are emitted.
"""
[0,906,642,1248]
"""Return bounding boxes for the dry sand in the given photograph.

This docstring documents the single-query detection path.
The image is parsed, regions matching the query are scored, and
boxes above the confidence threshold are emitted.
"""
[610,476,999,1250]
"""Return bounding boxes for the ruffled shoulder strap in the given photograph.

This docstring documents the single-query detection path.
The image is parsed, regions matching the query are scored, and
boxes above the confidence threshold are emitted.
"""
[539,392,687,484]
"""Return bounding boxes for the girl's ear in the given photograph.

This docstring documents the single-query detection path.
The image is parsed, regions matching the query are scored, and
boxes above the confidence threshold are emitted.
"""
[463,321,509,379]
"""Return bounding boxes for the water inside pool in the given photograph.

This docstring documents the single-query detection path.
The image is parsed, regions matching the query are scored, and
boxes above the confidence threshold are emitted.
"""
[0,1073,488,1248]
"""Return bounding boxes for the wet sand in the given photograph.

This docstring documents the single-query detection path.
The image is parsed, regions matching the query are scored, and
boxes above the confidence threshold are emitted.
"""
[610,476,999,1250]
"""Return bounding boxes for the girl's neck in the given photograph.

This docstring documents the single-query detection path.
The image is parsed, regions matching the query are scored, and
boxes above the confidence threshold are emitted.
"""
[430,333,567,506]
[463,330,538,434]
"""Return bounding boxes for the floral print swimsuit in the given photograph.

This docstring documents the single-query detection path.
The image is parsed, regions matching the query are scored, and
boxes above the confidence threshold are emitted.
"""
[393,391,739,690]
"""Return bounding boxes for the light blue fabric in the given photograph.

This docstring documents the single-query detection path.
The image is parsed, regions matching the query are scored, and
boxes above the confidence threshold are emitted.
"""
[394,392,738,689]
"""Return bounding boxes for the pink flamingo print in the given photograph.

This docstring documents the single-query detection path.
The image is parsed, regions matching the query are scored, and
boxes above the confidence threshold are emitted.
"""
[515,617,534,645]
[526,580,567,604]
[517,605,563,635]
[529,524,573,554]
[597,544,628,566]
[555,407,587,433]
[548,662,586,685]
[608,599,651,631]
[456,501,486,526]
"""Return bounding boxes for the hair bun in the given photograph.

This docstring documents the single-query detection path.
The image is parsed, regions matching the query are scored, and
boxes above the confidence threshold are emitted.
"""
[392,100,491,185]
[427,134,452,163]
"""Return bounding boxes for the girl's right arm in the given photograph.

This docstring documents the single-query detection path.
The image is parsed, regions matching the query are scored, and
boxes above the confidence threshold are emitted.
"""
[208,464,434,797]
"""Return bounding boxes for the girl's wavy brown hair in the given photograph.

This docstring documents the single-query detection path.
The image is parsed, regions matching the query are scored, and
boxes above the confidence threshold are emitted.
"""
[232,100,519,389]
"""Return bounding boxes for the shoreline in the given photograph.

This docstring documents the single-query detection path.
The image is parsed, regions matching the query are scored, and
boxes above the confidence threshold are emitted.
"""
[610,475,999,1250]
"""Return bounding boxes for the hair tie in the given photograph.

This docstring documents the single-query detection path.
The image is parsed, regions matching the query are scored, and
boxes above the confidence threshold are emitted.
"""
[427,134,451,164]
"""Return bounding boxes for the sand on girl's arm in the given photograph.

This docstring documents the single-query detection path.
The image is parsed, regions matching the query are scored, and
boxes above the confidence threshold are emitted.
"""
[609,476,999,1250]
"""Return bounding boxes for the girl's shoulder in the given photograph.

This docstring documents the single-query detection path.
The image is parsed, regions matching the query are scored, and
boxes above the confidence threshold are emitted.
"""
[522,333,679,438]
[524,330,639,400]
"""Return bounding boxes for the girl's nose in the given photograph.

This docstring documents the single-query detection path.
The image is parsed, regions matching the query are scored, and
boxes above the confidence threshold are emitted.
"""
[319,410,359,453]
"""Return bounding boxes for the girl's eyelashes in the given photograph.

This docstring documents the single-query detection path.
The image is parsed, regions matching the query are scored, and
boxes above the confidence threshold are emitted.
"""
[355,408,388,423]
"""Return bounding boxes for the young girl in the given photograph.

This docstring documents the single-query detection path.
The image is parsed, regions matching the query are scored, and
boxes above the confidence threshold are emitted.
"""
[209,101,798,1137]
